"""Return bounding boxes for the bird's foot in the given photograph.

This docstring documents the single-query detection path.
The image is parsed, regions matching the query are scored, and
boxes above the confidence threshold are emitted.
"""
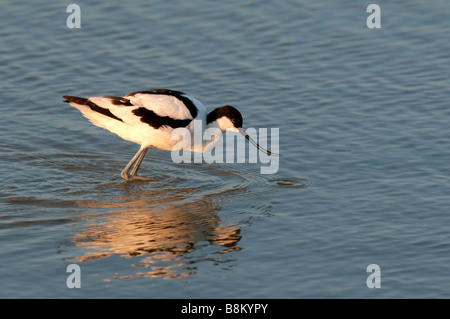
[121,174,151,182]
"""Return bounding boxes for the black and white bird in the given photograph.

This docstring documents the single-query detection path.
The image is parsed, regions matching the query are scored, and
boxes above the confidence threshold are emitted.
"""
[63,89,275,181]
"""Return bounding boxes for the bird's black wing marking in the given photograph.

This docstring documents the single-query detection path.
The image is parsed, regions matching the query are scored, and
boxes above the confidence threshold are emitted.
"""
[63,95,124,122]
[125,89,198,119]
[102,96,133,106]
[132,107,192,129]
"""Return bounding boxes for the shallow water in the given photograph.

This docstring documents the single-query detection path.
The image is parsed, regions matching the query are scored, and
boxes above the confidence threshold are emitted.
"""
[1,0,450,298]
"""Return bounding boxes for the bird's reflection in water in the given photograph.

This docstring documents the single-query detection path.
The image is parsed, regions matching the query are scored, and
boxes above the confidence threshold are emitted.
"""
[68,182,242,279]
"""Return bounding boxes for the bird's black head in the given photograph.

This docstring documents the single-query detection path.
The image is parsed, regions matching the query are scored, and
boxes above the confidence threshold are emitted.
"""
[207,105,243,131]
[206,104,277,157]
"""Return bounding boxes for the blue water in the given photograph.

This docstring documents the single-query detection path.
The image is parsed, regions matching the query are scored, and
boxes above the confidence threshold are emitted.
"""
[1,0,450,298]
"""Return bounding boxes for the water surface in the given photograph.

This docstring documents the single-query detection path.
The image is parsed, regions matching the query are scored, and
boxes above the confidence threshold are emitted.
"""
[1,0,450,298]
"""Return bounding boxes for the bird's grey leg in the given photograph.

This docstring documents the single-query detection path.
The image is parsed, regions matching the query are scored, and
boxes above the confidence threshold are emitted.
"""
[120,146,150,181]
[130,147,148,176]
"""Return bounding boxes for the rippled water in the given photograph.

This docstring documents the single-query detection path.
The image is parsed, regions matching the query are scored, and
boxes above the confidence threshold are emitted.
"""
[1,0,450,298]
